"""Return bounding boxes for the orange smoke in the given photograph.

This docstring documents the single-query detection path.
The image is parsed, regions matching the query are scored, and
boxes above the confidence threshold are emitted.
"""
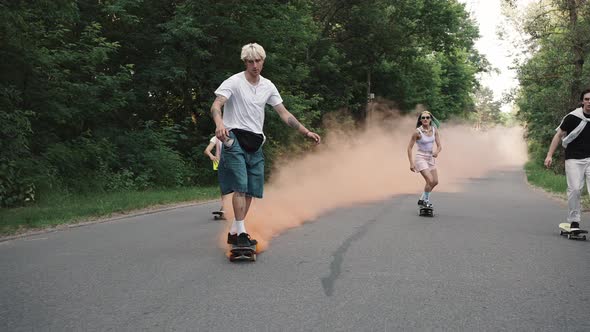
[220,109,527,252]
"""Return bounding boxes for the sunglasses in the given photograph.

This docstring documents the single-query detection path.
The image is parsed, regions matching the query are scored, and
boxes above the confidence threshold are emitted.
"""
[421,116,431,120]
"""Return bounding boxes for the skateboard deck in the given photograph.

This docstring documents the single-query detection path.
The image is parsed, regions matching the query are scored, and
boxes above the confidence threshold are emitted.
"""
[419,206,434,217]
[559,223,588,240]
[212,211,225,220]
[229,244,257,262]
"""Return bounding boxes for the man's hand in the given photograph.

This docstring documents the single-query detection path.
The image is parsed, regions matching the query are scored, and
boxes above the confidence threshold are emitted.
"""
[545,129,564,168]
[544,156,553,168]
[410,162,416,172]
[215,125,229,143]
[305,131,321,144]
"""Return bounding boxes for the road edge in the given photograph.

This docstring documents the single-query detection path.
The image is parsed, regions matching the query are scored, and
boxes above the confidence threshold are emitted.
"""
[0,199,216,243]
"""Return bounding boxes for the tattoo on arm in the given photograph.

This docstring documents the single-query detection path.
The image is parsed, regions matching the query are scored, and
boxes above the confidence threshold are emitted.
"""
[211,108,221,118]
[211,96,226,118]
[287,116,301,130]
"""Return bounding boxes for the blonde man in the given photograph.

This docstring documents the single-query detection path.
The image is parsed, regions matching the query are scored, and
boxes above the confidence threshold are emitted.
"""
[210,43,321,247]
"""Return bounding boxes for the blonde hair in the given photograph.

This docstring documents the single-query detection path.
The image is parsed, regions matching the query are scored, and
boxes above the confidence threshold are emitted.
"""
[415,110,440,128]
[240,43,266,61]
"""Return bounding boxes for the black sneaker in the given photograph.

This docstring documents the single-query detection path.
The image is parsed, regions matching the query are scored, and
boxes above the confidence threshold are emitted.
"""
[227,233,238,245]
[418,199,424,206]
[570,222,580,229]
[420,200,433,208]
[237,232,258,247]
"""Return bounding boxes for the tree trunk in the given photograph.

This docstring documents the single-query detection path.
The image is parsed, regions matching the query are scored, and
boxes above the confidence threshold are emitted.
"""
[366,68,371,103]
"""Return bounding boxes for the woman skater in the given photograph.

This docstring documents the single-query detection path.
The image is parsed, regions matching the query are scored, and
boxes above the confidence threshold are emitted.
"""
[407,111,442,208]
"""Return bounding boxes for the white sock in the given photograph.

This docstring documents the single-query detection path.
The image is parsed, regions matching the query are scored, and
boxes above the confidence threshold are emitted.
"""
[229,220,239,235]
[235,220,246,235]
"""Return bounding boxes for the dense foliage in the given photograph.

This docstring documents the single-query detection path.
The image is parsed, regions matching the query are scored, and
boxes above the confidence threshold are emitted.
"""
[1,0,484,207]
[505,0,590,170]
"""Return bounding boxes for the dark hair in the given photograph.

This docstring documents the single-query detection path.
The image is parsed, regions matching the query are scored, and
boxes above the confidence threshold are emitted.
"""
[580,88,590,101]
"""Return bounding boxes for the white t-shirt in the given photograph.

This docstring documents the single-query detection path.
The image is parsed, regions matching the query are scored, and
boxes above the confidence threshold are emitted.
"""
[214,72,283,134]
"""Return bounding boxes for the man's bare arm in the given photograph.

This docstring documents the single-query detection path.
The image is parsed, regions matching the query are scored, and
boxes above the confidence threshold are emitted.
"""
[210,96,227,124]
[544,128,566,167]
[287,115,303,131]
[210,96,229,141]
[273,103,321,143]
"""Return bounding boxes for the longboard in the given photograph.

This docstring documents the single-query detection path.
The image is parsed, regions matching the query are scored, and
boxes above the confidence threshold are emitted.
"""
[559,222,588,240]
[212,211,225,220]
[419,206,434,217]
[229,244,257,262]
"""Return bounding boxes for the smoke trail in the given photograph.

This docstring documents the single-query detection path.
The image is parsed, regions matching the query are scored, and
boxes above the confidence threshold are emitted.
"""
[220,109,527,252]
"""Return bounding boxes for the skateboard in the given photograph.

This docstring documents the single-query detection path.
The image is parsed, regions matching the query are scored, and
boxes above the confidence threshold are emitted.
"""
[558,223,588,240]
[419,206,434,217]
[229,243,257,262]
[212,211,225,220]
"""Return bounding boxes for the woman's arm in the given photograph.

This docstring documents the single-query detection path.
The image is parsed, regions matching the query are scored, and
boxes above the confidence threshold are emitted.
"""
[407,131,418,172]
[433,130,442,158]
[204,141,218,161]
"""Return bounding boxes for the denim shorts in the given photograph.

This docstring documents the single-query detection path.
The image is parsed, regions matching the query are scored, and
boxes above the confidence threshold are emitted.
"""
[218,131,264,198]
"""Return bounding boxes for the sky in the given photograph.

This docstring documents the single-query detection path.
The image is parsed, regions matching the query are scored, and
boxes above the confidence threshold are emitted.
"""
[459,0,534,112]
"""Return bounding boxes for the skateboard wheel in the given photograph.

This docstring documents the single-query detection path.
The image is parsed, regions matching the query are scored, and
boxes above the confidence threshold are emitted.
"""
[251,254,257,262]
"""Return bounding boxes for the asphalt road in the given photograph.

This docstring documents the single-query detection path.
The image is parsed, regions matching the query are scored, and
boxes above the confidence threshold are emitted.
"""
[1,167,589,331]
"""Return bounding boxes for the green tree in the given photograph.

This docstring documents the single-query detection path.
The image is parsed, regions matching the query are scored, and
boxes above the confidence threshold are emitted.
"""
[311,0,485,119]
[505,0,590,170]
[472,86,504,129]
[0,0,485,207]
[1,1,132,204]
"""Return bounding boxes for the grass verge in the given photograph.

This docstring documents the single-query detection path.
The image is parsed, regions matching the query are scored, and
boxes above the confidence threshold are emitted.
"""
[0,186,220,237]
[524,161,568,194]
[524,161,588,206]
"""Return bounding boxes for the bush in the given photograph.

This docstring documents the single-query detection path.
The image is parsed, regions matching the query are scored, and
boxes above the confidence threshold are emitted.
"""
[41,134,117,193]
[0,160,35,207]
[4,118,216,202]
[111,125,193,187]
[0,88,36,207]
[141,147,190,187]
[102,167,151,192]
[187,145,218,186]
